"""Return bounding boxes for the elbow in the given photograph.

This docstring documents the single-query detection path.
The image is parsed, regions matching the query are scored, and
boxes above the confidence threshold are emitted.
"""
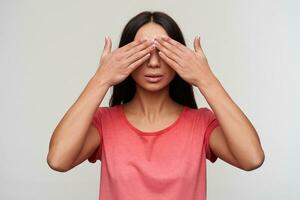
[242,151,265,171]
[47,154,69,173]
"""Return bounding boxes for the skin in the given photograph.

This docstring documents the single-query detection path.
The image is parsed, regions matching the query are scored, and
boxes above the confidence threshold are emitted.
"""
[114,22,265,171]
[152,27,265,171]
[123,22,184,132]
[47,27,156,172]
[48,22,265,172]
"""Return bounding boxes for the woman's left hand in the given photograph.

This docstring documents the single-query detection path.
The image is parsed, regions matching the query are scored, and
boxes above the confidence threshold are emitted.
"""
[154,35,217,88]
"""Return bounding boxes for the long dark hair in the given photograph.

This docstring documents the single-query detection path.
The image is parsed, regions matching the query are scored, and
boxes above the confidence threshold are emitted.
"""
[109,11,198,109]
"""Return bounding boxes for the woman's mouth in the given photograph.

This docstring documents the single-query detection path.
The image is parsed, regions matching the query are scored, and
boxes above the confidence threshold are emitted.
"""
[144,75,163,83]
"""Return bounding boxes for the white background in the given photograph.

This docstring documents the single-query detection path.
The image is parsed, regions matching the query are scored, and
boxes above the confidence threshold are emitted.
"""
[1,0,299,199]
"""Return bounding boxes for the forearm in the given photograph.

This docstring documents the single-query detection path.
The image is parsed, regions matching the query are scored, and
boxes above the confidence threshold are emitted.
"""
[47,75,110,170]
[197,75,265,168]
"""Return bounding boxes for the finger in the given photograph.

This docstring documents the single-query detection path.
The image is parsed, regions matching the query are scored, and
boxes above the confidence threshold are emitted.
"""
[121,38,148,52]
[124,39,153,59]
[158,51,181,72]
[160,35,186,52]
[193,35,201,53]
[126,42,155,65]
[198,35,203,50]
[102,36,112,57]
[127,52,151,71]
[155,37,182,58]
[154,39,183,66]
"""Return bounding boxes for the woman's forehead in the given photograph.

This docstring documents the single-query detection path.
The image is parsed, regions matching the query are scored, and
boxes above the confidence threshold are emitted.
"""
[134,23,168,41]
[134,33,168,41]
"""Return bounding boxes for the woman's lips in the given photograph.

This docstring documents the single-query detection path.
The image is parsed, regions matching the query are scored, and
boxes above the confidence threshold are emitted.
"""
[144,75,163,83]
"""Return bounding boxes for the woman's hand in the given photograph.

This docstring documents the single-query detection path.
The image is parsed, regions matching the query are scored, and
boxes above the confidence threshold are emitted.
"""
[154,35,218,88]
[94,36,155,87]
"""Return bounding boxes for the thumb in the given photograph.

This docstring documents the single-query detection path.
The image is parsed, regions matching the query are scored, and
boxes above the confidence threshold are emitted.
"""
[102,36,112,57]
[193,35,202,53]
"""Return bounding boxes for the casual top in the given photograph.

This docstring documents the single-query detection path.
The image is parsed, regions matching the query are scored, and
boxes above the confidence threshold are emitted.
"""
[88,104,220,200]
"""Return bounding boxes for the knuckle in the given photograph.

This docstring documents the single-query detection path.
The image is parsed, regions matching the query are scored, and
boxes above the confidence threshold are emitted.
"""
[135,52,142,60]
[148,45,154,51]
[131,41,138,47]
[142,42,149,48]
[127,63,134,69]
[130,54,138,62]
[115,53,123,61]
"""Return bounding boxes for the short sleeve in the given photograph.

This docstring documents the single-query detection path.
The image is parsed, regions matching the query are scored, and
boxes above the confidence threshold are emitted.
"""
[202,108,220,163]
[88,107,103,163]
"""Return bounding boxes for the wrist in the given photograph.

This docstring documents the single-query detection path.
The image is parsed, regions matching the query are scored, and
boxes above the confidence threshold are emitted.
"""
[90,74,111,89]
[196,74,222,96]
[196,73,218,89]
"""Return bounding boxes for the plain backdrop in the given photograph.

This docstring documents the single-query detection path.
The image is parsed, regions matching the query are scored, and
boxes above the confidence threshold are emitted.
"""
[1,0,299,199]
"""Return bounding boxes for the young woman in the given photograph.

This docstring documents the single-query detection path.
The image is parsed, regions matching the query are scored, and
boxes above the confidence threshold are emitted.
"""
[47,11,265,200]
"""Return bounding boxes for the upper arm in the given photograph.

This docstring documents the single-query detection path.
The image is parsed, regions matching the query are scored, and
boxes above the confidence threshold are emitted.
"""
[68,107,103,170]
[68,124,102,170]
[209,126,243,169]
[202,107,242,169]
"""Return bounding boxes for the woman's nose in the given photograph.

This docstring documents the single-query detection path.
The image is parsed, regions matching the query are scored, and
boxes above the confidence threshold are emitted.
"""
[147,49,160,68]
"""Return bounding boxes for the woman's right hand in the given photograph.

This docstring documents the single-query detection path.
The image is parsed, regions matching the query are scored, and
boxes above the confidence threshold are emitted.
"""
[94,36,155,87]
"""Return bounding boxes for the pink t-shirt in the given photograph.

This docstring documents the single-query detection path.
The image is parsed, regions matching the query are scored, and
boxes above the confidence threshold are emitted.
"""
[88,104,219,200]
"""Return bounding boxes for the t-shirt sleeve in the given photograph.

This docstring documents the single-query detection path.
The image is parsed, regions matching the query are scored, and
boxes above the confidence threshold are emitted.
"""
[203,107,220,163]
[88,107,103,163]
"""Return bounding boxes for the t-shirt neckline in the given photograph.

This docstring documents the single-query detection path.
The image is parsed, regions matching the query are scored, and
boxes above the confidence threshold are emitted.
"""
[118,104,188,136]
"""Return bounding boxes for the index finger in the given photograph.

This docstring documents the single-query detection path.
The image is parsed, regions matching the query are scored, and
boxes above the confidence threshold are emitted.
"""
[160,35,186,52]
[121,38,148,52]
